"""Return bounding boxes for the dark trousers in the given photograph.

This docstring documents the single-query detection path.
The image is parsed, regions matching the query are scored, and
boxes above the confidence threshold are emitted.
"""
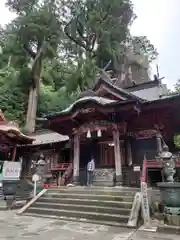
[87,171,93,186]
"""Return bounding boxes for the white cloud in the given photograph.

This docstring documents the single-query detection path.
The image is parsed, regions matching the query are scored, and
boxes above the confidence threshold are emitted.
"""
[0,0,16,26]
[131,0,180,88]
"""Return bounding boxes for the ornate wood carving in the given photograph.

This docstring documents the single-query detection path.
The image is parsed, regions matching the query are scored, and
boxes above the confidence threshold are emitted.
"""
[135,129,157,139]
[75,120,127,135]
[79,108,95,114]
[94,168,114,182]
[0,133,14,152]
[0,144,11,152]
[128,129,157,139]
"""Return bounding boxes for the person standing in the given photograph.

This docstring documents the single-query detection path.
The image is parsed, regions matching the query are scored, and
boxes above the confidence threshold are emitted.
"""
[87,157,95,186]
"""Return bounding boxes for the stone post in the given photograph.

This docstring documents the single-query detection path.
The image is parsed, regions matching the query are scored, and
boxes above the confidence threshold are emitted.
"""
[113,128,122,186]
[73,134,80,185]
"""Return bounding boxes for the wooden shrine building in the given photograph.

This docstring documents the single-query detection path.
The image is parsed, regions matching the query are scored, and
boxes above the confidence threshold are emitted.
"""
[44,77,180,187]
[0,110,33,163]
[17,129,70,181]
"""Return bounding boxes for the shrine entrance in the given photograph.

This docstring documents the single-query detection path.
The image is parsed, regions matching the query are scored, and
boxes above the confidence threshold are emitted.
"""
[78,136,116,185]
[72,120,126,186]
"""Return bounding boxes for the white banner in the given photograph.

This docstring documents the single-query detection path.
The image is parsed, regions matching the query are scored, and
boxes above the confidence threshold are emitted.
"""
[2,161,22,180]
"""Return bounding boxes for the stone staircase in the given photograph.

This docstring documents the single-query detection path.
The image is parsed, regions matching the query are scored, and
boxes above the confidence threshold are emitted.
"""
[24,187,139,227]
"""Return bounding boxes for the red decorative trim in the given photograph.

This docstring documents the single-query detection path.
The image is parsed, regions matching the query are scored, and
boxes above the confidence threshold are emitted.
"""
[141,159,147,183]
[140,158,180,184]
[50,163,70,171]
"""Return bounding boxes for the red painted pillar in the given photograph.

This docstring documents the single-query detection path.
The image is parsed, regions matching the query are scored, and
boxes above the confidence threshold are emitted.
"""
[12,146,17,161]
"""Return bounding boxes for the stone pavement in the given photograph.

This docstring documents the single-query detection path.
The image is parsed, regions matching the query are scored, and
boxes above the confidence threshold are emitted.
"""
[0,211,178,240]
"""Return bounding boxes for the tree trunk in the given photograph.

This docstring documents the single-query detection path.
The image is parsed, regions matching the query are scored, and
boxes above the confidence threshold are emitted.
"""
[24,48,42,134]
[24,85,39,134]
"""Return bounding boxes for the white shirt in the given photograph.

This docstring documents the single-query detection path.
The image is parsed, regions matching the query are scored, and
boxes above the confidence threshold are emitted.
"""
[87,159,95,171]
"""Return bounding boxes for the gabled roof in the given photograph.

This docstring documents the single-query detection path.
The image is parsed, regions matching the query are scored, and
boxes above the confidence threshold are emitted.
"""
[45,77,146,120]
[21,130,69,146]
[93,78,145,102]
[125,78,160,92]
[0,122,34,144]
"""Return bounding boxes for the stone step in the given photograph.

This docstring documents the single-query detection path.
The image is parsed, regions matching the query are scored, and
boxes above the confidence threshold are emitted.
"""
[24,212,135,228]
[26,207,129,223]
[33,202,131,215]
[38,197,133,208]
[48,187,137,196]
[49,186,139,191]
[46,192,134,202]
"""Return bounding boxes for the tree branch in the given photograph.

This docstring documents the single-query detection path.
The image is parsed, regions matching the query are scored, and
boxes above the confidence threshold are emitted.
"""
[64,17,96,57]
[23,43,36,59]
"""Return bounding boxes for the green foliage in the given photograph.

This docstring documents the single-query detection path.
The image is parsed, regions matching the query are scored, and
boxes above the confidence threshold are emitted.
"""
[0,0,158,127]
[0,67,28,124]
[174,134,180,149]
[37,84,77,116]
[131,36,158,63]
[64,0,135,69]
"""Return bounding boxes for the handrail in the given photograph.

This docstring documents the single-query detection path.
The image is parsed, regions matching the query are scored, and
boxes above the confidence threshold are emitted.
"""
[140,158,180,184]
[141,159,147,183]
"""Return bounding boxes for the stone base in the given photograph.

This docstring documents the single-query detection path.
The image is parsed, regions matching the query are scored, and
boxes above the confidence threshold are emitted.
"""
[0,200,7,210]
[78,169,124,187]
[164,214,180,226]
[73,176,80,186]
[93,168,115,187]
[115,175,123,186]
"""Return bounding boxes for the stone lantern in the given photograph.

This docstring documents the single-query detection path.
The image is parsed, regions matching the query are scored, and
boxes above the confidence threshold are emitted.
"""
[157,144,180,218]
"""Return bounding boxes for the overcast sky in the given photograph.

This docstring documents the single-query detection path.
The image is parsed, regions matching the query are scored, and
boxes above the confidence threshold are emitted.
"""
[0,0,179,88]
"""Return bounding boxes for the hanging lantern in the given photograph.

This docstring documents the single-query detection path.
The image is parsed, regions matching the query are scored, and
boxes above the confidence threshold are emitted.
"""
[97,129,102,137]
[87,130,91,138]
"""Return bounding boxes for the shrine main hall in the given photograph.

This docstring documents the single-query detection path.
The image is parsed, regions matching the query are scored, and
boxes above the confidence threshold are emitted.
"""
[44,76,180,187]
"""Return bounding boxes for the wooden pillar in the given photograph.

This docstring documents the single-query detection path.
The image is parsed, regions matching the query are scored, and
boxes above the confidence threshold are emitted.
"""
[113,129,122,186]
[127,139,132,166]
[156,132,162,155]
[73,134,80,184]
[12,146,17,161]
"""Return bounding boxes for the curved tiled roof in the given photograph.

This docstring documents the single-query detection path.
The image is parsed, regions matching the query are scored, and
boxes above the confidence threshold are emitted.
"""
[0,109,34,144]
[0,122,34,144]
[61,96,117,114]
[46,96,136,119]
